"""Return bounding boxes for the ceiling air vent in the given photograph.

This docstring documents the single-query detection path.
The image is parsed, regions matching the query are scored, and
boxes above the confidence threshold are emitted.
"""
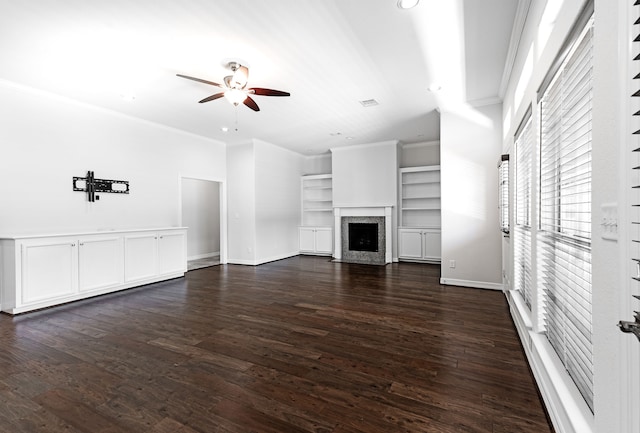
[359,99,379,107]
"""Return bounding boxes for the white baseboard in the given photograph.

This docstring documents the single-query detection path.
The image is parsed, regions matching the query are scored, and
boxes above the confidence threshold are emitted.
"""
[506,290,594,433]
[187,251,220,261]
[439,277,503,291]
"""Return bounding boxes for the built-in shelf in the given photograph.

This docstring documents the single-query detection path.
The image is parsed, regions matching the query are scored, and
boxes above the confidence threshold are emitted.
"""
[300,174,334,255]
[398,166,441,262]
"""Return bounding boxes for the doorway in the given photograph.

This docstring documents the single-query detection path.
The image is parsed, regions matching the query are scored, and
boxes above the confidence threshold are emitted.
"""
[180,177,224,270]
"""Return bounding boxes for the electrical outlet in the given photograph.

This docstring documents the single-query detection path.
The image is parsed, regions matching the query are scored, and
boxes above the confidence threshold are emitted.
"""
[449,260,456,268]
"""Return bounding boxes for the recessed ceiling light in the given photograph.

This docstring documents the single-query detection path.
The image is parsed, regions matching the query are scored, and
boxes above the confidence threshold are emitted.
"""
[221,127,229,132]
[359,99,379,107]
[427,83,442,92]
[346,136,355,140]
[397,0,419,9]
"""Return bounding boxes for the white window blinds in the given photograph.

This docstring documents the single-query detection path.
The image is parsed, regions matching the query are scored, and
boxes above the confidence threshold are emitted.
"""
[514,115,533,308]
[538,15,593,412]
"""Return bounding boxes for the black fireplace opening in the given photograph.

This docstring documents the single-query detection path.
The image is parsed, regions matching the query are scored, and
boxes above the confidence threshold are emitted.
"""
[348,223,378,252]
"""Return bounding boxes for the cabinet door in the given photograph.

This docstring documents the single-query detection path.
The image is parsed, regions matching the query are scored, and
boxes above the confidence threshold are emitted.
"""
[158,231,186,276]
[422,230,442,261]
[299,228,316,252]
[315,228,333,254]
[21,239,76,304]
[398,229,424,259]
[124,233,158,282]
[78,235,124,293]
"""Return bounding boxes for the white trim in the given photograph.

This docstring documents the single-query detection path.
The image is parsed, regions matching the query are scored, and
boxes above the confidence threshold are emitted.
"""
[178,176,227,265]
[187,252,220,261]
[506,291,594,433]
[466,96,503,107]
[439,278,503,291]
[400,140,440,149]
[499,0,533,98]
[621,3,640,432]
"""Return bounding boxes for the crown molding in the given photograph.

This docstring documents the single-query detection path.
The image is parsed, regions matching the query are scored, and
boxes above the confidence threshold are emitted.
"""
[498,0,532,98]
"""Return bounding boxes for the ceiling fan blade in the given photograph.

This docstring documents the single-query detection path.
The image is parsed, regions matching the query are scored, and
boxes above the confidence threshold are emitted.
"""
[249,87,290,97]
[176,74,223,88]
[243,96,260,111]
[198,92,225,103]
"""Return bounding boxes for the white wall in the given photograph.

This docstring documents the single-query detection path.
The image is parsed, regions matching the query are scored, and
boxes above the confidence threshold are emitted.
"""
[181,178,220,260]
[399,141,440,167]
[226,140,302,265]
[226,143,257,264]
[0,80,226,236]
[331,141,398,208]
[255,140,303,262]
[302,154,332,175]
[440,103,503,289]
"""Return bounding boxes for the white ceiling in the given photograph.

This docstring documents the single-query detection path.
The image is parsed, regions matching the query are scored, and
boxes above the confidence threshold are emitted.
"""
[0,0,520,155]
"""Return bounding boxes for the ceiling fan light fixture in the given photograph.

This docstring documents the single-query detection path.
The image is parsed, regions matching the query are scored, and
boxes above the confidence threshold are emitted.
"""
[225,88,247,106]
[397,0,419,9]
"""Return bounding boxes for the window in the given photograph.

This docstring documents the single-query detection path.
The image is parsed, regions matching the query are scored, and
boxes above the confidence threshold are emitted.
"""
[514,114,533,308]
[538,13,593,411]
[498,154,510,234]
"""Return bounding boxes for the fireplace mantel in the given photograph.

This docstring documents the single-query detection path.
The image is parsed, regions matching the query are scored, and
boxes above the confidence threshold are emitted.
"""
[333,206,392,264]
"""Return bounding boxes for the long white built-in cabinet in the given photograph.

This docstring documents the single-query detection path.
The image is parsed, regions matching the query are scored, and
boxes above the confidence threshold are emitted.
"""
[0,227,187,314]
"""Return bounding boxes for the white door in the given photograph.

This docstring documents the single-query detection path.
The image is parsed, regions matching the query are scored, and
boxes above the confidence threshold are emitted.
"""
[422,230,441,261]
[315,228,333,254]
[124,233,158,282]
[21,238,77,304]
[78,235,124,293]
[158,231,186,276]
[299,227,316,252]
[398,229,423,259]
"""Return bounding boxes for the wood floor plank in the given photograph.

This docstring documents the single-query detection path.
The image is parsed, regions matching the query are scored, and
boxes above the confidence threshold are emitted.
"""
[0,257,553,433]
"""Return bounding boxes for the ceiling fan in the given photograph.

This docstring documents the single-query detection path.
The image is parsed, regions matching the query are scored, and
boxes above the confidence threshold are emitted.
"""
[177,62,290,112]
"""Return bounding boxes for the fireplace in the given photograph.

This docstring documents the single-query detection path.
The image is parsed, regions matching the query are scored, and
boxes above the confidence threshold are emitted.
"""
[341,216,386,265]
[349,223,378,252]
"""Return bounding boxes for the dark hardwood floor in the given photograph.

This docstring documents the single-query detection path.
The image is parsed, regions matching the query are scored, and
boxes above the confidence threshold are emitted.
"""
[0,256,553,433]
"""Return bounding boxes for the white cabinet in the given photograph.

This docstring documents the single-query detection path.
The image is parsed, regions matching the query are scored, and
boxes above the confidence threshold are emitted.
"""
[299,227,333,255]
[158,230,187,276]
[22,237,77,304]
[124,233,159,283]
[398,228,441,262]
[124,230,187,282]
[78,235,124,293]
[0,228,187,314]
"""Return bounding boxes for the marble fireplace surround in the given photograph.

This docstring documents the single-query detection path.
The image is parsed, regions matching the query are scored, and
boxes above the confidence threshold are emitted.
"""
[333,206,392,264]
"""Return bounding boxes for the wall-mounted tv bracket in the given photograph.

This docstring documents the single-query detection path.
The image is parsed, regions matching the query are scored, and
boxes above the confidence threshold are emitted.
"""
[73,170,129,202]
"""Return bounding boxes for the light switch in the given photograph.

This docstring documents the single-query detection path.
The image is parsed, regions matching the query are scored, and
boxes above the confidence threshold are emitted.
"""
[600,203,618,241]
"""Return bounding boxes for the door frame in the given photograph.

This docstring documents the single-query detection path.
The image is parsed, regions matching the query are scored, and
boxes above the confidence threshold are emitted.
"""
[178,175,227,265]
